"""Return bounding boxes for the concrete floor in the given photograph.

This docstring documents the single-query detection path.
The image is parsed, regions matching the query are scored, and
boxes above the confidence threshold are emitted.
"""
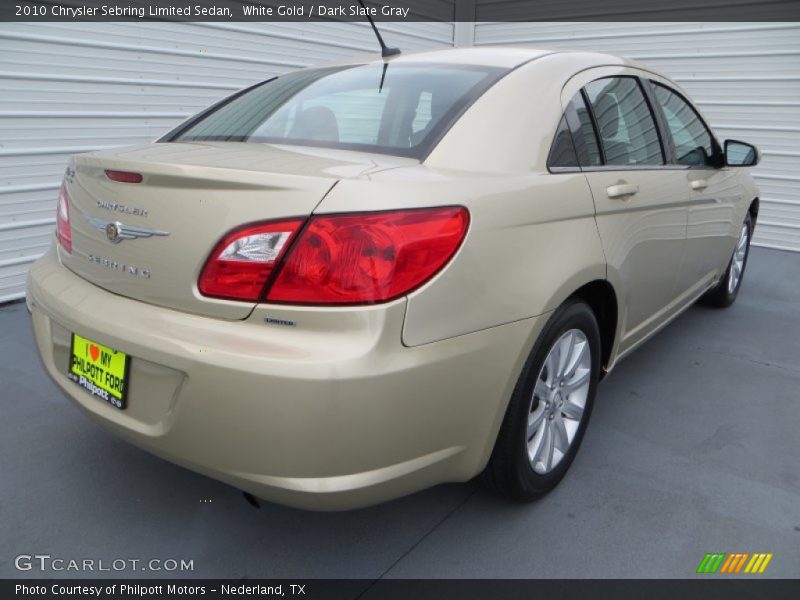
[1,247,799,580]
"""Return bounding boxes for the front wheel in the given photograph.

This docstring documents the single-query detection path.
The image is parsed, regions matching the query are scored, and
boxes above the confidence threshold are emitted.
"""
[702,212,752,308]
[483,299,601,501]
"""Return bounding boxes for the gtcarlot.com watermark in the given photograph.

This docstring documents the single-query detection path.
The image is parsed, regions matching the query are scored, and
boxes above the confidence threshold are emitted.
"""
[15,554,194,573]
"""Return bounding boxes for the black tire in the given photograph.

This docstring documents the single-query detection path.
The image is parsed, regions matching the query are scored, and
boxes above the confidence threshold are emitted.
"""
[483,298,601,502]
[702,212,753,308]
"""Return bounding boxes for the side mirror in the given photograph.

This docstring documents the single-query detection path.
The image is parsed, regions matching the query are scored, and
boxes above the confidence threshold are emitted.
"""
[725,139,760,167]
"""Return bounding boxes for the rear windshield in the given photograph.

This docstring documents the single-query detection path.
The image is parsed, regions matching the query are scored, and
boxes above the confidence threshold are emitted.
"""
[167,62,507,159]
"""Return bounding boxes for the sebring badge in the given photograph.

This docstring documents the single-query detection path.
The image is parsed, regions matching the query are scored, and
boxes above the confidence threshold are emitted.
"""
[87,254,151,279]
[85,216,169,244]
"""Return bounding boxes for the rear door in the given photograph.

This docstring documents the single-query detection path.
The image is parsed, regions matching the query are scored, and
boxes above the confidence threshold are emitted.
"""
[562,71,689,356]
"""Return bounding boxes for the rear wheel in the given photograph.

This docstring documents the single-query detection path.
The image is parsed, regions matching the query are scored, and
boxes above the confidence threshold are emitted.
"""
[483,299,601,501]
[702,212,752,308]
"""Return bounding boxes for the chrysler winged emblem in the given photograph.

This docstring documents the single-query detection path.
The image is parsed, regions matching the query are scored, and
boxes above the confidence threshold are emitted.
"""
[85,216,169,244]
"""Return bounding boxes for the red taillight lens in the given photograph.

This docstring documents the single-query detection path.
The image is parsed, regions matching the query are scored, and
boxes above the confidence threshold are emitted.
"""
[105,169,143,184]
[198,219,304,302]
[267,207,469,305]
[56,184,72,253]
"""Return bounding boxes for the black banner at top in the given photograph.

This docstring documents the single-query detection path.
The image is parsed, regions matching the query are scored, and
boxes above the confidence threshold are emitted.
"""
[2,0,800,22]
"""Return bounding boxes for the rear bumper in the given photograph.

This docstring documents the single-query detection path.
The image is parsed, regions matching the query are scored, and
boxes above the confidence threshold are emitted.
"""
[27,247,544,510]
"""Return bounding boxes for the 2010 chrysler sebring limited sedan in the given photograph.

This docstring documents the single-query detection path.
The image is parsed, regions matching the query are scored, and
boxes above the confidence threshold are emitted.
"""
[27,48,760,510]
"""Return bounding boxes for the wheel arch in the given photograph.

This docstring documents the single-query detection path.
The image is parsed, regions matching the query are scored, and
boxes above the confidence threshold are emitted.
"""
[748,197,760,228]
[569,280,619,380]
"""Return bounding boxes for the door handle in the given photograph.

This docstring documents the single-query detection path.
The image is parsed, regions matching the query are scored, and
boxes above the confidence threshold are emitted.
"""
[690,179,709,191]
[606,182,639,199]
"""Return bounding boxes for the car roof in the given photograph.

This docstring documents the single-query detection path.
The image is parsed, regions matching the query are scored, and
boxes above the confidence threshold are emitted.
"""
[388,46,555,68]
[330,46,642,71]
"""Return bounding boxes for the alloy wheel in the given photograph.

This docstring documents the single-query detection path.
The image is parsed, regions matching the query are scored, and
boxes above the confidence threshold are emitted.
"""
[727,222,750,294]
[527,329,592,474]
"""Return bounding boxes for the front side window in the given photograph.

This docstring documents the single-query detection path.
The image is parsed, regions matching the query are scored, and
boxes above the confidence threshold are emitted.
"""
[652,83,716,167]
[170,63,506,159]
[584,77,663,166]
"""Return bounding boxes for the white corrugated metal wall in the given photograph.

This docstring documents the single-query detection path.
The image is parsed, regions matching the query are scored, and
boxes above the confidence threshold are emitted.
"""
[0,21,455,302]
[2,20,798,302]
[470,22,800,252]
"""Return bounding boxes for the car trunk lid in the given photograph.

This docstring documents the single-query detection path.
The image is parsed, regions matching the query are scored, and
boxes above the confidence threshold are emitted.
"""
[60,142,410,319]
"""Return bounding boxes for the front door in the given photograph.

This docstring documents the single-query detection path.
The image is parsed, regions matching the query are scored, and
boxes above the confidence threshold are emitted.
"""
[647,81,743,296]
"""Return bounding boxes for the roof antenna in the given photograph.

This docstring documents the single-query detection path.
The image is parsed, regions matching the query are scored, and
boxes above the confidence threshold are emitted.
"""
[379,62,389,93]
[358,0,401,58]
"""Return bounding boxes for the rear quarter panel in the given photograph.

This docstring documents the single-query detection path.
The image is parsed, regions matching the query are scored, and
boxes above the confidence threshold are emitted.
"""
[318,53,615,347]
[319,168,604,347]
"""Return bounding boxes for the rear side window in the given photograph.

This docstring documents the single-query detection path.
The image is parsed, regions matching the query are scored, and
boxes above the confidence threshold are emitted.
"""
[652,83,716,166]
[584,77,663,166]
[547,116,579,168]
[570,94,602,167]
[169,63,506,159]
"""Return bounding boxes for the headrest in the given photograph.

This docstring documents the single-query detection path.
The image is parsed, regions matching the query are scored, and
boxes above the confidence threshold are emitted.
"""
[289,106,340,142]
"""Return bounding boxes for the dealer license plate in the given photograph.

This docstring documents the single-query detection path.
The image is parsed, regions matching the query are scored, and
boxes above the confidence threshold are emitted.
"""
[68,333,129,409]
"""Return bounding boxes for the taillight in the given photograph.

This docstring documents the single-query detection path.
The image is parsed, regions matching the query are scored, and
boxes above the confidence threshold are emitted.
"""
[56,184,72,253]
[198,219,304,302]
[198,207,469,305]
[267,206,469,305]
[105,170,143,183]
